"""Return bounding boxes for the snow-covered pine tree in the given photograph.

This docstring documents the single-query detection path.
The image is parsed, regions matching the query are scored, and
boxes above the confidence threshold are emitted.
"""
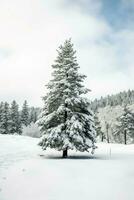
[38,39,96,157]
[10,100,22,134]
[94,113,104,142]
[0,102,11,134]
[0,102,4,134]
[21,100,29,126]
[29,107,38,124]
[115,106,134,144]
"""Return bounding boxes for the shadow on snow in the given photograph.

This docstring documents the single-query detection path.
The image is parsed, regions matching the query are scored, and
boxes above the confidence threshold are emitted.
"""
[39,154,108,160]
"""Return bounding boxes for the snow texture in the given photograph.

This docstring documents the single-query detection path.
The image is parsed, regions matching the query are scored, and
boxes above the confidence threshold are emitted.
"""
[22,123,41,138]
[0,134,134,200]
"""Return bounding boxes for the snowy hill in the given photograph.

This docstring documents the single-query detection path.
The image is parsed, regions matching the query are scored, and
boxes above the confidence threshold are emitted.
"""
[0,134,134,200]
[96,104,134,143]
[91,90,134,110]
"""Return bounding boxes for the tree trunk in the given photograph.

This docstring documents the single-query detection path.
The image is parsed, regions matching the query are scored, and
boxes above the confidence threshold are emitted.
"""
[101,136,103,142]
[124,130,127,145]
[101,132,104,142]
[63,72,68,158]
[63,148,68,158]
[106,123,110,143]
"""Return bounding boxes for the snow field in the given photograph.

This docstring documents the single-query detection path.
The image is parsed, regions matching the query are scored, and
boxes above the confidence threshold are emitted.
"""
[0,135,134,200]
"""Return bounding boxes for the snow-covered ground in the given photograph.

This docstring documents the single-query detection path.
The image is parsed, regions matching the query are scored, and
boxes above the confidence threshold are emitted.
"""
[0,134,134,200]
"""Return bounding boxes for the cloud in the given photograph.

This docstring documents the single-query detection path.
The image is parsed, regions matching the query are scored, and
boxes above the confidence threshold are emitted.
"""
[0,0,134,106]
[62,0,102,16]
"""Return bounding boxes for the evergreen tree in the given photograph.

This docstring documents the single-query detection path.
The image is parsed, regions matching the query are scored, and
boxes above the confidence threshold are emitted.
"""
[0,102,4,134]
[10,100,22,134]
[105,122,110,143]
[38,39,96,157]
[115,106,134,144]
[21,100,29,126]
[0,102,11,134]
[94,113,104,142]
[29,107,38,124]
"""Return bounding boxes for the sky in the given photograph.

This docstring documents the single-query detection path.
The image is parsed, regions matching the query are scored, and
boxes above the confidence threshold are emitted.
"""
[0,0,134,107]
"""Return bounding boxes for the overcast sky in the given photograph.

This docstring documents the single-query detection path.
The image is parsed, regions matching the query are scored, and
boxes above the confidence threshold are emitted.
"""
[0,0,134,107]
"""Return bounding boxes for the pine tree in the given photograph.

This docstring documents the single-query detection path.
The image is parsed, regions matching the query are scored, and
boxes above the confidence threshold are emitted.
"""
[10,100,22,134]
[94,113,104,142]
[105,122,110,143]
[21,100,29,126]
[0,102,11,134]
[0,102,4,134]
[29,107,38,124]
[115,106,134,144]
[38,39,96,157]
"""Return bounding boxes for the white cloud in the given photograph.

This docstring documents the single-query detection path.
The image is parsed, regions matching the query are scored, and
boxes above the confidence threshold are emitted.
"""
[0,0,134,106]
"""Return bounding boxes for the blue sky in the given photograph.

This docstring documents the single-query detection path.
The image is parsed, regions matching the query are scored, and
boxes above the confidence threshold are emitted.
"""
[0,0,134,106]
[64,0,134,28]
[101,0,134,29]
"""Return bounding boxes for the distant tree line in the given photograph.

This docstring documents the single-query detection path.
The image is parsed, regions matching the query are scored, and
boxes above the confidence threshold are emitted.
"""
[115,106,134,144]
[91,90,134,111]
[94,105,134,145]
[0,100,40,135]
[92,89,134,144]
